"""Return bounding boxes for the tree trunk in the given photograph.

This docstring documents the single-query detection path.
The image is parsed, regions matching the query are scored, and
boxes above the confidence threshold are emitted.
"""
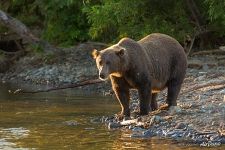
[185,0,212,50]
[0,9,60,53]
[185,0,204,30]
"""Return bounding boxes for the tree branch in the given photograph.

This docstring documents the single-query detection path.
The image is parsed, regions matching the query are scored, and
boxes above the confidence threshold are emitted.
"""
[191,49,225,56]
[181,80,225,95]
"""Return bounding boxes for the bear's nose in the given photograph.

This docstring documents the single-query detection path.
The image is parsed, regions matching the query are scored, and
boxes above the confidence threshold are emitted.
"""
[99,73,105,79]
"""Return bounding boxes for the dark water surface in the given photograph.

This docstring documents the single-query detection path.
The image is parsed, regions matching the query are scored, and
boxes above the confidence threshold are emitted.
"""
[0,83,224,150]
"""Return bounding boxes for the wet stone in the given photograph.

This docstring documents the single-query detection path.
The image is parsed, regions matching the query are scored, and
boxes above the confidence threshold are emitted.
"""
[130,132,144,138]
[130,128,146,138]
[150,115,163,124]
[168,106,182,114]
[155,129,164,136]
[219,89,225,94]
[90,117,102,124]
[132,127,146,132]
[128,125,134,130]
[108,122,121,129]
[101,116,114,123]
[143,129,157,137]
[166,129,185,138]
[64,120,79,126]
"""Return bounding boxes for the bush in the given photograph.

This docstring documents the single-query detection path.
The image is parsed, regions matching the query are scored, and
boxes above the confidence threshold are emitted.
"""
[1,0,90,46]
[1,0,225,47]
[84,0,194,43]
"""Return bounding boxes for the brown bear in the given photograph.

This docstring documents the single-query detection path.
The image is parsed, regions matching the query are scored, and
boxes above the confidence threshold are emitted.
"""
[92,33,187,119]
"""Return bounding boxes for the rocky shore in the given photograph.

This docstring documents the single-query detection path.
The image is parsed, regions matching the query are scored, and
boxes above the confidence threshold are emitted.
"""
[0,44,225,146]
[0,42,111,93]
[103,55,225,147]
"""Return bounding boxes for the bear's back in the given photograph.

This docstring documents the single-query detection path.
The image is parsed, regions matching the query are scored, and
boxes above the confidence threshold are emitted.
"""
[138,33,187,82]
[138,33,185,56]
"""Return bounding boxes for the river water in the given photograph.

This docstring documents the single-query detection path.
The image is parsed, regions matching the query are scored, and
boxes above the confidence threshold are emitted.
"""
[0,82,224,149]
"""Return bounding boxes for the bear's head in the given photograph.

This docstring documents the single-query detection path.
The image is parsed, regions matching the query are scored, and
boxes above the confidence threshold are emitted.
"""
[92,45,128,80]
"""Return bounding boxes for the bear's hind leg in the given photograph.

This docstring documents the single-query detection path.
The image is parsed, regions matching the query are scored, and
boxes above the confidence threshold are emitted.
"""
[151,93,158,111]
[138,82,152,115]
[166,79,182,107]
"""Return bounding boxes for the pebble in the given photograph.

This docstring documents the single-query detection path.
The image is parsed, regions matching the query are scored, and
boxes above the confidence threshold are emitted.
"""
[130,132,143,138]
[143,129,157,137]
[150,115,163,125]
[219,89,225,94]
[108,122,121,129]
[168,106,182,115]
[90,117,101,124]
[84,127,95,130]
[195,75,206,81]
[175,122,187,129]
[132,127,146,132]
[64,120,78,126]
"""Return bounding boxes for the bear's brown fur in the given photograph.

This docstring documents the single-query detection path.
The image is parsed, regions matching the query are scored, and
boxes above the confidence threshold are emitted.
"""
[92,33,187,118]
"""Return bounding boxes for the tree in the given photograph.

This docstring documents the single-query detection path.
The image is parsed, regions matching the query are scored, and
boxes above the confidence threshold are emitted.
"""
[84,0,193,43]
[0,9,59,53]
[1,0,225,48]
[0,0,90,46]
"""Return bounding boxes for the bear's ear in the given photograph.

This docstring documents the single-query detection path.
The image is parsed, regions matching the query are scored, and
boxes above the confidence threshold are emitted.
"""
[91,49,99,59]
[116,48,125,57]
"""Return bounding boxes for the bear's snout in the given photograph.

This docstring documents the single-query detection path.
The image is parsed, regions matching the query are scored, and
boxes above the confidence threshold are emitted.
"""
[99,72,109,80]
[98,66,109,80]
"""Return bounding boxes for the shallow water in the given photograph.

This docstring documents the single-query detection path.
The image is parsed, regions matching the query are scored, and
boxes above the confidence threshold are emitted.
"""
[0,83,224,149]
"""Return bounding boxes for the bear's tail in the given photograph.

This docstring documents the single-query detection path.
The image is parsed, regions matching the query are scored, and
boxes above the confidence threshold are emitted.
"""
[183,35,195,56]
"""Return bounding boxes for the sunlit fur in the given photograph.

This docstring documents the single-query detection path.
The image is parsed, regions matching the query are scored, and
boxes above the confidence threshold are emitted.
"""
[94,45,128,80]
[92,33,187,118]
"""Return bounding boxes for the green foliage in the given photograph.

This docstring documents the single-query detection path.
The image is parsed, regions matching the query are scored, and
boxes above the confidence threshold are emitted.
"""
[1,0,89,46]
[204,0,225,35]
[1,0,43,26]
[30,44,44,53]
[38,0,89,46]
[1,0,225,47]
[84,0,194,42]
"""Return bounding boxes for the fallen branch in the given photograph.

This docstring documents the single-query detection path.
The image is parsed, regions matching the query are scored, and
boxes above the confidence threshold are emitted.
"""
[13,79,104,94]
[191,49,225,56]
[208,85,225,91]
[181,80,225,95]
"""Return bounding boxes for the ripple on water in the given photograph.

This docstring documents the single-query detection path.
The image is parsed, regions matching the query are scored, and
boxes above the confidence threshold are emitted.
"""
[0,127,31,149]
[1,127,30,139]
[0,138,16,148]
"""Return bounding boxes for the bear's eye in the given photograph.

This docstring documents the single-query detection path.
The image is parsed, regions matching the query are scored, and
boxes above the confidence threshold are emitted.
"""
[106,61,110,65]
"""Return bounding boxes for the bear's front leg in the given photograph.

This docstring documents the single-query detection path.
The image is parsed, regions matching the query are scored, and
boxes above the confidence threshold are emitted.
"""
[138,82,151,115]
[110,76,130,119]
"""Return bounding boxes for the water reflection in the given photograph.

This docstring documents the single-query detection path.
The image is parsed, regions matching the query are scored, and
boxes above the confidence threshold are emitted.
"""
[1,127,30,139]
